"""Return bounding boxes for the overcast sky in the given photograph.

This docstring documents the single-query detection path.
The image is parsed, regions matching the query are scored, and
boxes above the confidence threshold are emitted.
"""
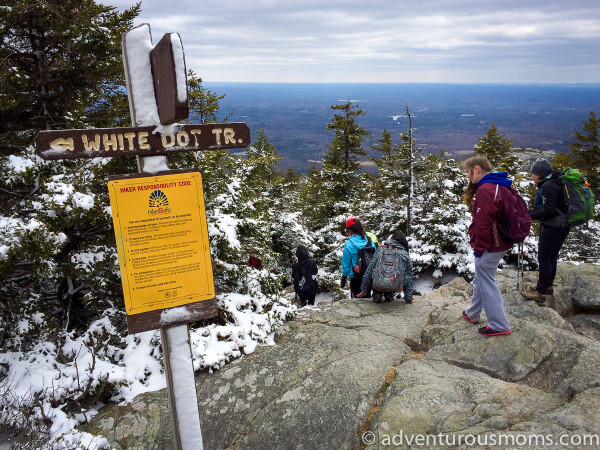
[112,0,600,83]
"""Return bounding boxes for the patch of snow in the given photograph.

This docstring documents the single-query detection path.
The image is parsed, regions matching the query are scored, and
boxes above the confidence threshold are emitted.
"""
[141,155,169,173]
[7,154,35,173]
[123,24,160,126]
[160,306,193,326]
[170,33,187,103]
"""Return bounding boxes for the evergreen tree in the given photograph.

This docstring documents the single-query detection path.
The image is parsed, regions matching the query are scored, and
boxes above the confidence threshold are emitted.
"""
[551,152,571,172]
[246,128,281,186]
[474,123,519,174]
[371,129,395,159]
[298,165,336,230]
[324,101,370,171]
[0,1,141,336]
[370,127,423,232]
[185,70,230,124]
[322,101,370,195]
[0,0,140,154]
[409,155,474,275]
[247,127,276,158]
[371,129,403,194]
[369,130,408,230]
[569,111,600,187]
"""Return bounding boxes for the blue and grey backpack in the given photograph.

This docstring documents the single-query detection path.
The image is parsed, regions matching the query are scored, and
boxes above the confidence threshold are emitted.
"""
[372,246,405,292]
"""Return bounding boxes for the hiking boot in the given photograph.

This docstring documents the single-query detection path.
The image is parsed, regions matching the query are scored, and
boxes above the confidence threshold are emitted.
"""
[478,326,512,337]
[521,289,546,304]
[462,311,479,324]
[546,286,554,295]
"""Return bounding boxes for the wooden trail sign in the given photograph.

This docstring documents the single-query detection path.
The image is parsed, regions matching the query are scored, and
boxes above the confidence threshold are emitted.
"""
[151,33,189,125]
[36,122,250,160]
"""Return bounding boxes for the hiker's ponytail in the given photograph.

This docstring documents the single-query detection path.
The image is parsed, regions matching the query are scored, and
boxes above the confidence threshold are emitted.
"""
[463,181,478,209]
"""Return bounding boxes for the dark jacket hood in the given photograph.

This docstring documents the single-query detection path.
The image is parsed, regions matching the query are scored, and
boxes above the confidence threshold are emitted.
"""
[296,245,310,260]
[478,171,512,189]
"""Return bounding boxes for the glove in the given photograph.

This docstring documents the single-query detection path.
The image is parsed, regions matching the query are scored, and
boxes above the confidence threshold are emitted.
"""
[340,275,347,288]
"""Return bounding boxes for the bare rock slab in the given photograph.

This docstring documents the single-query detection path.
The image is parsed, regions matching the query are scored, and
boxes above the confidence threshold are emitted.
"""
[86,263,600,449]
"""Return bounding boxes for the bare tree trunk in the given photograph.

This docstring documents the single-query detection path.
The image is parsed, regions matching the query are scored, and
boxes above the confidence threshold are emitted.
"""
[406,106,413,235]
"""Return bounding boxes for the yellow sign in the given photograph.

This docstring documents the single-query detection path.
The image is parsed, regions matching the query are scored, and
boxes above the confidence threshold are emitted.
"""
[108,171,214,315]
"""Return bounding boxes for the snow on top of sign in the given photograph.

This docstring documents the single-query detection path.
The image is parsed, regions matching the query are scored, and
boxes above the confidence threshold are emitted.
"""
[124,25,160,126]
[153,123,180,135]
[160,306,194,326]
[141,155,169,173]
[165,325,204,449]
[170,33,187,104]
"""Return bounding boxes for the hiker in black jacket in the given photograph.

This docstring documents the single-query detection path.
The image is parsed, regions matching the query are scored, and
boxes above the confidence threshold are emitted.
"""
[521,159,570,304]
[292,245,319,306]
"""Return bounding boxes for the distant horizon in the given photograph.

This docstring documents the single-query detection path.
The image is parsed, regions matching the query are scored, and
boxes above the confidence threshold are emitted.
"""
[198,82,600,171]
[205,81,600,86]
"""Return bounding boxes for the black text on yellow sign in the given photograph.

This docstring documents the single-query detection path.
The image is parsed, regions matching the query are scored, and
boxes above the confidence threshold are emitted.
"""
[108,171,214,315]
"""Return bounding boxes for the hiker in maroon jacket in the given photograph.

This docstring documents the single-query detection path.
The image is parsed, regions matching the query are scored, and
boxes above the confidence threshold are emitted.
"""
[461,155,513,337]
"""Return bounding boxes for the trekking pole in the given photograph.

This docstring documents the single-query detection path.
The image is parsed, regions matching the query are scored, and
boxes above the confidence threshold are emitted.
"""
[517,242,524,291]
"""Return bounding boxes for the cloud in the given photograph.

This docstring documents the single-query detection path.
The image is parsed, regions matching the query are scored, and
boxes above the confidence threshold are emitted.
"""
[113,0,600,83]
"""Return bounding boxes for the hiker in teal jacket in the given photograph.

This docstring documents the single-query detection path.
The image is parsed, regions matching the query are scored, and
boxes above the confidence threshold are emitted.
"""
[357,232,414,303]
[340,218,375,298]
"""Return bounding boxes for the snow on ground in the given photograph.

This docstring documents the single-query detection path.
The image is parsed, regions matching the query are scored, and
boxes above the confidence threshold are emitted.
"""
[0,291,296,449]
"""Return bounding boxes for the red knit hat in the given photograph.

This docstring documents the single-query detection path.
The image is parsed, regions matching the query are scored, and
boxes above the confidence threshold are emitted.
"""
[345,218,357,228]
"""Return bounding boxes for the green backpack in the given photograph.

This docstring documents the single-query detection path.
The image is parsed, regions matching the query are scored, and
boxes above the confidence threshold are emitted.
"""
[560,168,595,226]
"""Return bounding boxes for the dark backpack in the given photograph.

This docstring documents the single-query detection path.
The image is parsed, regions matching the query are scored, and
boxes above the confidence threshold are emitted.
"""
[372,246,405,292]
[354,236,375,275]
[297,266,315,293]
[560,168,595,226]
[497,185,532,244]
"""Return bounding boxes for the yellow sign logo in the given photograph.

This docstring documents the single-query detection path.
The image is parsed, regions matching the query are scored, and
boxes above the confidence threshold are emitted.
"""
[148,189,171,215]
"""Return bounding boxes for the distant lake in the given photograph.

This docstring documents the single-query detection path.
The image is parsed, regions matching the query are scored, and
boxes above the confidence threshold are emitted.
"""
[204,83,600,171]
